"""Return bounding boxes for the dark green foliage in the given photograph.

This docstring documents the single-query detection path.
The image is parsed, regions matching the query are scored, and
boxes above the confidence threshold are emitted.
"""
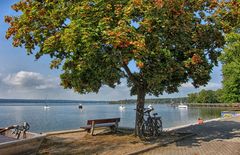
[5,0,228,96]
[188,89,222,103]
[220,32,240,103]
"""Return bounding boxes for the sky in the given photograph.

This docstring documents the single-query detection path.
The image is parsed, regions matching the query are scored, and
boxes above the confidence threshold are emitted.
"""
[0,0,222,101]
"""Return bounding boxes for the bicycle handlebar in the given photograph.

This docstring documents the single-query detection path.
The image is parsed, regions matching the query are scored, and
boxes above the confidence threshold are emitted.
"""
[134,107,154,115]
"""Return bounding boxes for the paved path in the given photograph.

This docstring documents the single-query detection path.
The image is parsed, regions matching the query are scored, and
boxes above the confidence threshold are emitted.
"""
[141,117,240,155]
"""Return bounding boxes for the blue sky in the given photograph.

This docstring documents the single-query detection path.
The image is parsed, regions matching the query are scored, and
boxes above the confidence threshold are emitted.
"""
[0,0,222,100]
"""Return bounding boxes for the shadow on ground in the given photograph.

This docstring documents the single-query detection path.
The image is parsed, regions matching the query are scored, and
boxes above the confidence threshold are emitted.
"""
[174,118,240,147]
[38,118,240,155]
[37,128,192,155]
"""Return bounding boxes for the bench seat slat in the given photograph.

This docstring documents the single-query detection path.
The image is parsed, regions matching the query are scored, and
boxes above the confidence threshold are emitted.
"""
[81,124,115,129]
[87,118,120,125]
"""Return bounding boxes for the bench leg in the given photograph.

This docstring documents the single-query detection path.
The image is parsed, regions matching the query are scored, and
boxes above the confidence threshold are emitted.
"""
[91,121,95,136]
[114,121,119,133]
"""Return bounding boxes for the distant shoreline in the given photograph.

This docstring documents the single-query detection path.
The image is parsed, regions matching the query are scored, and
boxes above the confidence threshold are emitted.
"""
[1,98,239,109]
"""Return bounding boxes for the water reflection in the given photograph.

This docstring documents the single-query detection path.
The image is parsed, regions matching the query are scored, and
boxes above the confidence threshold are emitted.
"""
[179,108,188,121]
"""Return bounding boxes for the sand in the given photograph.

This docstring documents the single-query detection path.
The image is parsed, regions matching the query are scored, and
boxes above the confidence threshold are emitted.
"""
[38,128,187,155]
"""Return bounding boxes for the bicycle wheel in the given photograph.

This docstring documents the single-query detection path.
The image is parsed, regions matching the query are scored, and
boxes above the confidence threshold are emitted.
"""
[154,117,163,136]
[140,121,154,141]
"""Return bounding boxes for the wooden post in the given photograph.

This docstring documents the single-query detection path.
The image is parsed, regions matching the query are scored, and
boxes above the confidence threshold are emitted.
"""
[91,121,95,136]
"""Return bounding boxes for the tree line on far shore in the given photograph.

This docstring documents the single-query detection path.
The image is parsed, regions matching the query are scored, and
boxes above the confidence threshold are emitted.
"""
[187,89,223,103]
[110,88,239,104]
[109,97,188,104]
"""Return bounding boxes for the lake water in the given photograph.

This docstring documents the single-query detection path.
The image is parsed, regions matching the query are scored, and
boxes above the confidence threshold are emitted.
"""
[0,103,223,133]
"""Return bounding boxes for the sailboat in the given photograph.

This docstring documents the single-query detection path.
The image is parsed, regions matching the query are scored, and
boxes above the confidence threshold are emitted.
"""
[43,97,50,110]
[119,100,126,111]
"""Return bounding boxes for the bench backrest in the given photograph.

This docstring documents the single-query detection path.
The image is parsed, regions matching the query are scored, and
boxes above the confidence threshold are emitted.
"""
[87,118,120,125]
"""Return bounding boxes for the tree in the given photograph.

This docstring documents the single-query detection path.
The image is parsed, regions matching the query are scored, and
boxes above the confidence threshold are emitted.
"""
[216,0,240,103]
[5,0,235,136]
[215,89,224,103]
[188,92,198,103]
[220,32,240,103]
[188,89,221,103]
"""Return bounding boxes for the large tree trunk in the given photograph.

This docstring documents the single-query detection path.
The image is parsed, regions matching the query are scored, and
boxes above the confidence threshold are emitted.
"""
[135,86,146,136]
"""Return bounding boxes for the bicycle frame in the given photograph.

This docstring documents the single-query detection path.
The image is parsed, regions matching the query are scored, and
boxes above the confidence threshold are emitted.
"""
[136,107,163,140]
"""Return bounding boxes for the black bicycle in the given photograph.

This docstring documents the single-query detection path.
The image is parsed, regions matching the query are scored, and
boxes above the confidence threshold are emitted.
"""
[136,107,163,140]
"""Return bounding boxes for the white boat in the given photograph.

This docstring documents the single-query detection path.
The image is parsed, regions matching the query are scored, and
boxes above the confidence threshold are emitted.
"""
[43,105,50,109]
[43,96,50,110]
[0,123,46,155]
[119,105,125,111]
[178,104,188,109]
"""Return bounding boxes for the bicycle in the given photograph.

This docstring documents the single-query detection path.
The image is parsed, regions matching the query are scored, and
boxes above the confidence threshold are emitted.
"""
[135,106,163,141]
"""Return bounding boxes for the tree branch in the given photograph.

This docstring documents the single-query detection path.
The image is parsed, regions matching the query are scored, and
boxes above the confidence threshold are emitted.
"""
[122,64,139,86]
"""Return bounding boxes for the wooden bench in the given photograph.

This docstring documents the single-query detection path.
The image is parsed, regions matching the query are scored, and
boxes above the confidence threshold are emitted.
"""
[82,118,120,135]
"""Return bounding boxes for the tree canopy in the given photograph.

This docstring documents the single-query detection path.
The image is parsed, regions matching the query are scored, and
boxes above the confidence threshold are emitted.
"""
[5,0,238,135]
[5,0,229,93]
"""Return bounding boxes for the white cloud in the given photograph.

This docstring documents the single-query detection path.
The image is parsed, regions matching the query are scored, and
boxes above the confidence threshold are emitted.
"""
[0,71,223,100]
[0,71,133,100]
[76,80,133,101]
[2,71,59,89]
[200,82,222,90]
[181,82,222,90]
[181,83,194,88]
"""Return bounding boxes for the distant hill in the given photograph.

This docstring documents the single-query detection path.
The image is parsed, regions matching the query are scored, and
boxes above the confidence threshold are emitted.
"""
[0,97,188,105]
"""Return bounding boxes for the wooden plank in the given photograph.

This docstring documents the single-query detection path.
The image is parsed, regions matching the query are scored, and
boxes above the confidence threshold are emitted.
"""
[87,118,120,125]
[81,124,116,133]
